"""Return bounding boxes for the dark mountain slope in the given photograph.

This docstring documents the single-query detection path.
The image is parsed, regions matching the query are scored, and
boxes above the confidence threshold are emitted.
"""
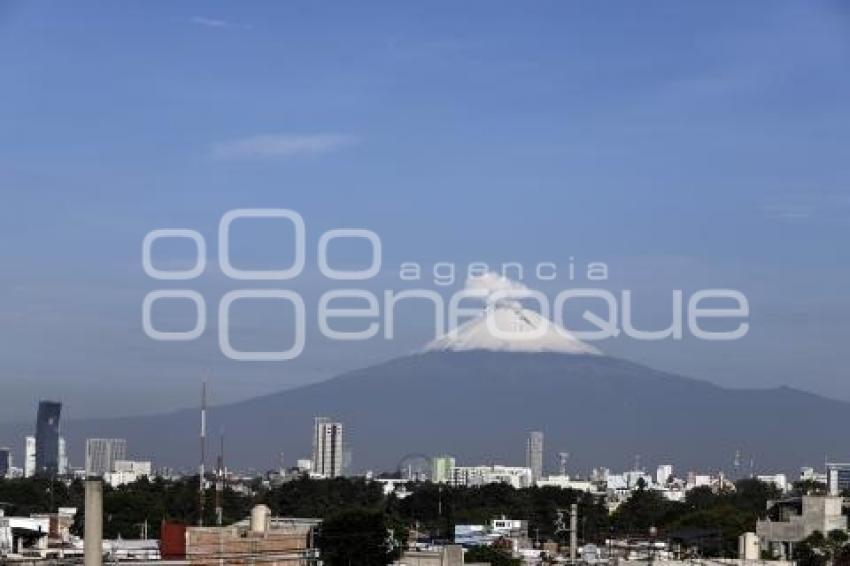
[3,352,846,474]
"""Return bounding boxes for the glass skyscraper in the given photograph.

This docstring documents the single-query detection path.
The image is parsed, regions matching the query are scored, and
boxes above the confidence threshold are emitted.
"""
[35,400,62,477]
[0,447,10,478]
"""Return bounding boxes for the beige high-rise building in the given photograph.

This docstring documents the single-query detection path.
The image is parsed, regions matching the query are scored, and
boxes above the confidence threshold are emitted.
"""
[526,431,544,483]
[311,418,343,478]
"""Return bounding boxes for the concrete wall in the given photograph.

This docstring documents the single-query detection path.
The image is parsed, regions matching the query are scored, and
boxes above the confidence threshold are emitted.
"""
[395,545,465,566]
[185,526,309,565]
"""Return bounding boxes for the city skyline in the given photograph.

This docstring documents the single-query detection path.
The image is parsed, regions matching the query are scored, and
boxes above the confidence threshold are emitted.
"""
[1,396,840,482]
[1,2,848,564]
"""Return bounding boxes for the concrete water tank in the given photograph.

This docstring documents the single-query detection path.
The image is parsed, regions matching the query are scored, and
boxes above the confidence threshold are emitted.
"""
[250,505,271,533]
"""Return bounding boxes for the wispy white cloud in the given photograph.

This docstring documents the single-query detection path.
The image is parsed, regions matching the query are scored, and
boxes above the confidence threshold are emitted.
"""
[761,202,815,221]
[212,134,359,160]
[189,16,252,30]
[465,271,528,296]
[761,193,850,222]
[465,272,530,308]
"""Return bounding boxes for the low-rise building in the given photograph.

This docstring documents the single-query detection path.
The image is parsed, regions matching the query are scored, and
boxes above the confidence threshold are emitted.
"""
[393,544,464,566]
[104,460,151,487]
[0,514,49,558]
[800,467,828,484]
[757,474,789,492]
[455,517,529,552]
[756,496,847,558]
[536,475,596,492]
[167,505,321,565]
[450,465,532,489]
[826,463,850,495]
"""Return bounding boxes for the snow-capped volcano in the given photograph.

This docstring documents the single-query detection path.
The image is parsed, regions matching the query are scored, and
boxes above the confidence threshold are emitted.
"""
[38,271,847,471]
[426,303,602,355]
[426,271,601,355]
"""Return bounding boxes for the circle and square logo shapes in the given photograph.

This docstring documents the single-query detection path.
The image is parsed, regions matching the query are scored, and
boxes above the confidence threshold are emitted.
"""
[142,290,206,341]
[218,209,306,280]
[142,229,206,280]
[218,290,306,361]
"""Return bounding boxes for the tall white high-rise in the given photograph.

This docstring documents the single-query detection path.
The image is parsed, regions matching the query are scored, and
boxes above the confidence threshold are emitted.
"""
[656,464,673,486]
[58,437,67,475]
[526,431,544,483]
[86,438,128,477]
[24,436,36,478]
[432,456,456,483]
[312,417,343,478]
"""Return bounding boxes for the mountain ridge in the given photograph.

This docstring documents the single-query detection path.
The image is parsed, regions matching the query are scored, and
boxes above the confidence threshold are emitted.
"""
[1,351,847,475]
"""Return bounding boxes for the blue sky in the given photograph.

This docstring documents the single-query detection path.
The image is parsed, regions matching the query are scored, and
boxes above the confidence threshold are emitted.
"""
[1,0,849,420]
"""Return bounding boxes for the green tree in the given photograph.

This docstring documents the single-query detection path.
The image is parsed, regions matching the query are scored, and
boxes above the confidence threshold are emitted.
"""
[260,476,384,519]
[611,486,681,535]
[316,508,406,566]
[794,531,828,566]
[791,531,850,566]
[827,530,850,563]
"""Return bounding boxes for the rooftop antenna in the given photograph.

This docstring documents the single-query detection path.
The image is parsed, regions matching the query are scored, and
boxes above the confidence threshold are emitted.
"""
[634,454,642,473]
[198,380,207,526]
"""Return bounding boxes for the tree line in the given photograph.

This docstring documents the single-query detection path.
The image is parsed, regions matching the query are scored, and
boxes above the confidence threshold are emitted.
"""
[0,475,840,565]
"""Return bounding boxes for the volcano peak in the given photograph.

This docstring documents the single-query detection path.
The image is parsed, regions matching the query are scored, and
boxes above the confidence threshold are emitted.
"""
[425,304,601,355]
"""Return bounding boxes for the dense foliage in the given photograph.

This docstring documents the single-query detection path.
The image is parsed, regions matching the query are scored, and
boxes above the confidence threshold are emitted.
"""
[315,508,407,566]
[0,477,85,518]
[794,530,850,566]
[389,482,609,542]
[0,477,252,539]
[258,476,385,518]
[0,474,801,558]
[610,478,783,557]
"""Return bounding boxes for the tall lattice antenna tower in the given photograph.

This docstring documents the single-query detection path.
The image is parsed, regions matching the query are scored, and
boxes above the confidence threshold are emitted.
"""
[198,380,207,526]
[215,427,224,526]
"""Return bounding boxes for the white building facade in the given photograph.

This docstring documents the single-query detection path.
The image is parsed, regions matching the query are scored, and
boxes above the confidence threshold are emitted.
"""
[450,465,533,489]
[23,436,35,478]
[85,438,128,477]
[312,418,343,478]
